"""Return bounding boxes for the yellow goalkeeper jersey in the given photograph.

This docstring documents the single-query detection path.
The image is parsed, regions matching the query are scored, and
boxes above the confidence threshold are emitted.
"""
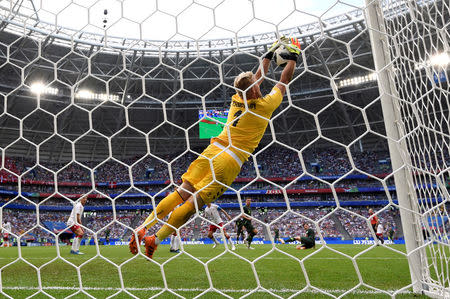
[211,86,283,162]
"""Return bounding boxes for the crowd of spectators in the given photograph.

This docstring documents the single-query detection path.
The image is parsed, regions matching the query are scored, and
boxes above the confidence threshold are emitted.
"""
[2,147,448,186]
[1,146,446,244]
[127,207,343,241]
[1,149,400,206]
[240,207,341,238]
[1,209,139,240]
[1,209,57,240]
[1,205,400,241]
[1,147,394,183]
[12,178,395,200]
[0,147,440,209]
[0,192,394,210]
[83,211,136,239]
[336,206,398,238]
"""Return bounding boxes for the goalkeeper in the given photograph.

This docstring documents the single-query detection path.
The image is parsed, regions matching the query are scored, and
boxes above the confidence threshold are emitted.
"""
[129,37,301,259]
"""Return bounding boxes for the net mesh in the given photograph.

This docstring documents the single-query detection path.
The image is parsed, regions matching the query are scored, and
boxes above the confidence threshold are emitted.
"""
[381,0,450,296]
[0,0,448,298]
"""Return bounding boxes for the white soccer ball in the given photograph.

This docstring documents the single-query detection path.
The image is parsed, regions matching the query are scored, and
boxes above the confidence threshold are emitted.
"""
[274,45,290,67]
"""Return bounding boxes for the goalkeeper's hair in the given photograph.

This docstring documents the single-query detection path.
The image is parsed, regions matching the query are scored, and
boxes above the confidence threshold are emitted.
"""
[234,71,254,98]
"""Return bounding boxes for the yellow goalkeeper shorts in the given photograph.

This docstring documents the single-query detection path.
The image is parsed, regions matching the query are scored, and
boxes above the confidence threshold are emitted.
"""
[181,142,242,203]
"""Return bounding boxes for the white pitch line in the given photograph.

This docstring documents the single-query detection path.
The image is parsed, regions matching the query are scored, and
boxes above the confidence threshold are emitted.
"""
[0,256,408,260]
[0,286,413,294]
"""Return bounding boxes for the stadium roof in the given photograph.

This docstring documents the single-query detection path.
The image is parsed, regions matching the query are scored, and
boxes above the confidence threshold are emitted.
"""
[0,0,369,54]
[0,0,444,161]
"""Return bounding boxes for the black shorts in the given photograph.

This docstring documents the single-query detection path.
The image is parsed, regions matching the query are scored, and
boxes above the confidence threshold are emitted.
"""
[243,221,255,233]
[300,237,315,249]
[236,219,243,228]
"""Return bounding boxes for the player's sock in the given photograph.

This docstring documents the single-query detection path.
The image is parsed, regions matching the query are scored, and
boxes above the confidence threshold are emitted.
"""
[141,191,184,229]
[211,236,219,248]
[72,237,78,251]
[176,236,182,250]
[156,201,196,242]
[173,235,180,251]
[170,235,175,250]
[284,237,296,243]
[227,237,236,249]
[75,236,82,251]
[71,237,79,251]
[246,233,255,245]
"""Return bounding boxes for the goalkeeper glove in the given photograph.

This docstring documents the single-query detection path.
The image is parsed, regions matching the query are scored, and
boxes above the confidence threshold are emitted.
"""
[263,36,284,60]
[282,37,301,62]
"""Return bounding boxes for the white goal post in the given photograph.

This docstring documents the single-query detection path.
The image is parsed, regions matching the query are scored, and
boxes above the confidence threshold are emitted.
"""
[366,0,449,297]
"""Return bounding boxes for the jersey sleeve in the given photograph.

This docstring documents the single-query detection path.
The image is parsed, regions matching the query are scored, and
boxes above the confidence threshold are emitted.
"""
[260,87,283,115]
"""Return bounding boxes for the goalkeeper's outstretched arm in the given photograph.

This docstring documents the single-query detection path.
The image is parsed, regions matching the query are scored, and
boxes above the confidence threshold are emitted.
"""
[254,58,271,86]
[254,40,281,86]
[275,60,296,96]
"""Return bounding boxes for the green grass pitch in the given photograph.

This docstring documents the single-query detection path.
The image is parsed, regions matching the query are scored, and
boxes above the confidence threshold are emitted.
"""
[0,244,428,298]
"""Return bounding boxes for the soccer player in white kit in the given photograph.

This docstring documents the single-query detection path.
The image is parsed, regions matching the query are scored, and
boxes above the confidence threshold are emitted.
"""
[2,221,12,247]
[376,222,384,245]
[67,196,87,254]
[204,203,236,250]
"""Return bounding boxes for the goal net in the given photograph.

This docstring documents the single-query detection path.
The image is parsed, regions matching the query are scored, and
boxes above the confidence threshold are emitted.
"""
[0,0,448,298]
[369,0,450,297]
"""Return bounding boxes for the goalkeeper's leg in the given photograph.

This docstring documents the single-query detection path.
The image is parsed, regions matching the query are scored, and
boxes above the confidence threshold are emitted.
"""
[134,144,216,239]
[144,196,201,258]
[141,143,241,258]
[129,182,193,254]
[140,190,187,229]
